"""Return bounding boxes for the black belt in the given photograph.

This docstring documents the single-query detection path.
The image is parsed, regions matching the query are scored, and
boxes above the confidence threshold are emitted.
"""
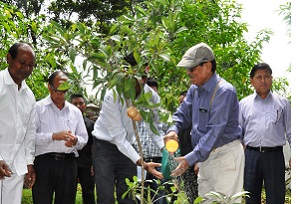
[41,152,75,160]
[144,157,162,163]
[246,145,283,153]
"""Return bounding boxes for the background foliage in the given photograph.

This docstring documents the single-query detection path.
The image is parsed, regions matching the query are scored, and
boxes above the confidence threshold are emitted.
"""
[0,0,290,115]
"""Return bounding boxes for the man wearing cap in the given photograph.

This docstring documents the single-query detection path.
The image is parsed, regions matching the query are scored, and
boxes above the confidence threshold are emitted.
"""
[164,43,244,203]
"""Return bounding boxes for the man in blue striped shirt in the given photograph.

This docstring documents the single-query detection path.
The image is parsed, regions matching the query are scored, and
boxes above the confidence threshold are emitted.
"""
[164,43,244,203]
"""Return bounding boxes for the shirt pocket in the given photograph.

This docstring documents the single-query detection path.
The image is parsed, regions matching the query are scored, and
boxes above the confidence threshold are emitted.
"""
[275,108,283,125]
[272,104,283,125]
[197,106,209,132]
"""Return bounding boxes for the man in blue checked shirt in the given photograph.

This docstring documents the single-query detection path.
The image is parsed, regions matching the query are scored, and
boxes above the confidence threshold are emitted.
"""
[164,43,244,203]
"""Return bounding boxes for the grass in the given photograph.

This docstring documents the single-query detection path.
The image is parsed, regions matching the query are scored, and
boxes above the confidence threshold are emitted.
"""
[22,185,291,204]
[22,185,85,204]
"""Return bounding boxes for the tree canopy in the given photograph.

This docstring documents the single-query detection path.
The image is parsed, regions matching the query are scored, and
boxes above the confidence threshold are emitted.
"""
[0,0,290,117]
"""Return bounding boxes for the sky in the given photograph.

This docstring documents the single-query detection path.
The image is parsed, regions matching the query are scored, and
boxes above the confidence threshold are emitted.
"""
[237,0,291,80]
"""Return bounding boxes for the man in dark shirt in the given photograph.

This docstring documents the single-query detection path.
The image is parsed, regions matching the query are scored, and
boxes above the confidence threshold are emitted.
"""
[177,91,198,204]
[71,94,95,204]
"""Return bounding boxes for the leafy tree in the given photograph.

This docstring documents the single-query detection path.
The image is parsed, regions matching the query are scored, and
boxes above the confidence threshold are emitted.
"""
[0,0,46,18]
[22,0,275,111]
[278,2,291,41]
[1,0,289,113]
[0,2,87,100]
[47,0,136,34]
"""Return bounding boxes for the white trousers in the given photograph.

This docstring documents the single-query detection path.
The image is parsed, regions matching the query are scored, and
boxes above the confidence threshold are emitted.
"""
[197,140,244,204]
[0,169,24,204]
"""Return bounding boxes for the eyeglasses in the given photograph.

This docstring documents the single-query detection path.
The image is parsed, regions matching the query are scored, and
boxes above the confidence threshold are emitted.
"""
[185,65,198,72]
[185,62,207,72]
[50,84,68,94]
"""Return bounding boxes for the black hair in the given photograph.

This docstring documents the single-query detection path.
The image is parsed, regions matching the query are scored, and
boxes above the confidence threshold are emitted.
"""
[48,70,68,86]
[124,53,138,66]
[8,42,34,59]
[124,52,148,67]
[211,59,216,73]
[70,93,86,103]
[146,78,158,89]
[250,63,272,78]
[180,90,187,96]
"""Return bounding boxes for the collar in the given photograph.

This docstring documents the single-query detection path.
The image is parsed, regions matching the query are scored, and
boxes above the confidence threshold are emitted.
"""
[198,73,221,94]
[43,95,71,111]
[3,68,27,91]
[254,90,272,101]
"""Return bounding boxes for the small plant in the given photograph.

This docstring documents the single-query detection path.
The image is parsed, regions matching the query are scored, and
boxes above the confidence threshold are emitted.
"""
[123,176,183,203]
[201,191,250,204]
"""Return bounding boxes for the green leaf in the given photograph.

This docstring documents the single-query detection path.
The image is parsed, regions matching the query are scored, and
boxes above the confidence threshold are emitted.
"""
[3,22,11,32]
[149,122,159,135]
[87,53,107,63]
[124,77,134,92]
[31,21,37,32]
[110,35,121,42]
[57,81,71,91]
[109,24,119,35]
[15,11,24,19]
[158,53,171,62]
[69,47,76,63]
[194,196,203,203]
[4,10,12,18]
[175,26,188,34]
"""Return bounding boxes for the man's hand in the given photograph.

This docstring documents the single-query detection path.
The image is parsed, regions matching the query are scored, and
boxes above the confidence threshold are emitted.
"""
[171,157,189,177]
[24,165,36,188]
[52,130,78,147]
[193,163,199,175]
[0,160,12,179]
[145,162,164,179]
[163,131,178,146]
[90,165,94,176]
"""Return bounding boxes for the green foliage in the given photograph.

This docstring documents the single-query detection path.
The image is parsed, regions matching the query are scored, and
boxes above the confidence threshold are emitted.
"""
[278,2,291,40]
[22,184,94,204]
[204,191,249,204]
[1,0,288,112]
[123,176,180,204]
[0,0,46,18]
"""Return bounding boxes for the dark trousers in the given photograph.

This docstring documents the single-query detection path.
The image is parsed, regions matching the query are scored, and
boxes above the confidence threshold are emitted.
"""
[244,148,285,204]
[144,157,169,204]
[93,138,137,204]
[77,166,95,204]
[181,166,198,204]
[32,153,78,204]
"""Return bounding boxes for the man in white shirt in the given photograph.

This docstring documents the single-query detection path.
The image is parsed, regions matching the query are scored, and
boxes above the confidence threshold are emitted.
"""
[32,71,88,204]
[0,42,36,204]
[92,54,163,204]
